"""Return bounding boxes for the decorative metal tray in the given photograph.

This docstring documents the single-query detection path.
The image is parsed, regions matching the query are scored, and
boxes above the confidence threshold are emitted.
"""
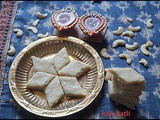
[9,36,104,117]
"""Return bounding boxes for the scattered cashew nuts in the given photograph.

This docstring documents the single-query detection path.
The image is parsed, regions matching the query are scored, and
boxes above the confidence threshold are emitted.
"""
[100,48,110,59]
[36,12,48,19]
[112,27,124,35]
[125,42,139,51]
[122,31,134,38]
[27,26,38,34]
[7,46,16,56]
[32,19,40,27]
[146,19,153,29]
[126,17,133,23]
[37,32,49,39]
[104,69,112,81]
[119,53,132,65]
[140,44,149,56]
[128,25,141,32]
[139,58,148,68]
[146,41,153,47]
[112,39,126,48]
[13,28,23,38]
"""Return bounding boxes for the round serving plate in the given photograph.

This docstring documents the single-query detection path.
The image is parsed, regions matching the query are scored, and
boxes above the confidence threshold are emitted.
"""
[9,36,104,117]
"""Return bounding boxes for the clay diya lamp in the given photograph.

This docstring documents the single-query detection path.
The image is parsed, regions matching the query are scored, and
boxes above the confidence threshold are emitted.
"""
[51,8,79,31]
[78,11,107,36]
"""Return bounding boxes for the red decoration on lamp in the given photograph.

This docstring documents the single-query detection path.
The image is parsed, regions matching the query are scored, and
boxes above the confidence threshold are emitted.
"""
[79,11,107,36]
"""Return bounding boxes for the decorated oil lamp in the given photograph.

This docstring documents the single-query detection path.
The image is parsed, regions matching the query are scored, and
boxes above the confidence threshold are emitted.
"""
[78,11,107,36]
[51,8,79,31]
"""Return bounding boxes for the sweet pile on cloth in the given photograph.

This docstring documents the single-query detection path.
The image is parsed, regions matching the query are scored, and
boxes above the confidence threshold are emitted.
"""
[105,68,146,110]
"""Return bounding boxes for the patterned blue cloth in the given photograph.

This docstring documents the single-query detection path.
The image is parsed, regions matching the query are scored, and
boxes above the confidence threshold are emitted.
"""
[0,1,160,119]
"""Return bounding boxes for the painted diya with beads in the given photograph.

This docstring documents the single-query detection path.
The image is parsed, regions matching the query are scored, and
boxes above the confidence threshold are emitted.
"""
[78,11,107,36]
[51,8,79,31]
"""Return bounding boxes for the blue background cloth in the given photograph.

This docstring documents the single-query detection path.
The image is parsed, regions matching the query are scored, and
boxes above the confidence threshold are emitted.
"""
[0,1,160,119]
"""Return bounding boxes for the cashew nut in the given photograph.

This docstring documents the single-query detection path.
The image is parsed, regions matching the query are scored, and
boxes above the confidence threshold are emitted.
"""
[126,17,133,23]
[112,39,126,48]
[13,28,23,38]
[140,41,153,56]
[27,26,38,34]
[139,58,148,68]
[91,1,94,4]
[32,19,40,27]
[37,32,49,39]
[122,31,134,38]
[104,69,112,81]
[36,12,48,19]
[119,54,132,65]
[7,46,16,56]
[146,41,153,47]
[140,44,149,56]
[146,19,153,29]
[112,27,124,35]
[100,48,110,59]
[125,42,139,51]
[128,25,141,32]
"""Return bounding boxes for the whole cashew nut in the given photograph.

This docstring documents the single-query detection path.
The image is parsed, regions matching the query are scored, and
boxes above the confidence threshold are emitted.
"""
[140,44,149,56]
[140,40,153,56]
[32,19,40,27]
[112,39,126,48]
[27,26,38,34]
[128,25,141,32]
[100,48,110,59]
[139,58,148,68]
[37,32,49,39]
[112,27,124,35]
[7,46,16,56]
[146,19,153,29]
[126,17,133,23]
[119,53,132,65]
[36,12,48,19]
[122,31,134,38]
[13,28,23,38]
[125,42,139,51]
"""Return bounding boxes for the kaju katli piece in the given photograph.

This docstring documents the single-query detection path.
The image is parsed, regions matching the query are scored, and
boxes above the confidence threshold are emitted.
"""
[51,8,79,31]
[78,11,107,36]
[26,72,55,90]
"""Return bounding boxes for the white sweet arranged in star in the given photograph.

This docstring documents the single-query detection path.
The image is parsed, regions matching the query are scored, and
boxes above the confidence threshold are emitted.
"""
[26,47,91,108]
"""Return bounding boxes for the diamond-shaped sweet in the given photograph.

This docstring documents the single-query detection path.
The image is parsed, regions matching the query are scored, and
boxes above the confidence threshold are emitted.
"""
[26,72,55,90]
[52,47,70,72]
[108,67,146,85]
[59,77,86,98]
[58,60,91,77]
[31,56,57,75]
[44,76,65,108]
